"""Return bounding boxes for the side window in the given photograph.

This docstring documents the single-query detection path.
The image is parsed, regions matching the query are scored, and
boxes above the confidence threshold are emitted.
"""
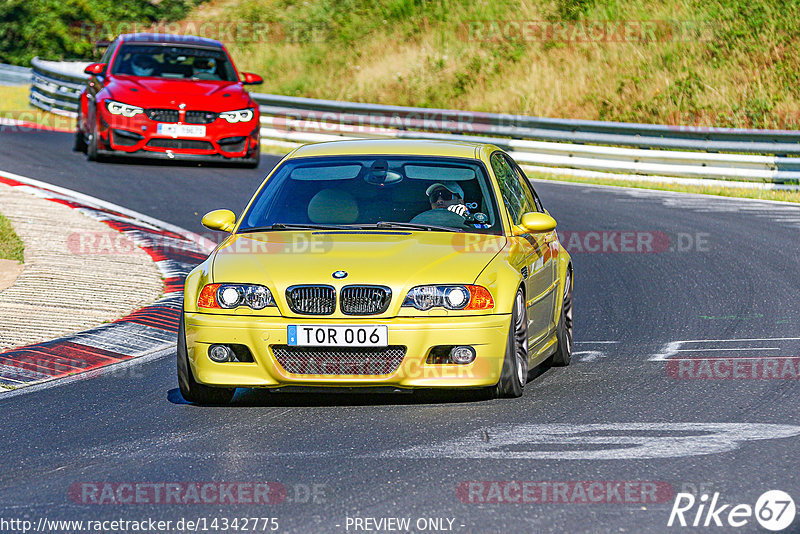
[491,152,524,224]
[100,40,117,65]
[510,160,544,213]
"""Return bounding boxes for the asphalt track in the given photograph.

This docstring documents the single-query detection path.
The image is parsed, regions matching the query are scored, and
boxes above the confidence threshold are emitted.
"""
[1,129,800,533]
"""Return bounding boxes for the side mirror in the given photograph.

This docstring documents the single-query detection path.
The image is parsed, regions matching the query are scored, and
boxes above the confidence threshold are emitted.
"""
[241,72,263,85]
[514,212,557,234]
[201,209,236,232]
[84,63,107,76]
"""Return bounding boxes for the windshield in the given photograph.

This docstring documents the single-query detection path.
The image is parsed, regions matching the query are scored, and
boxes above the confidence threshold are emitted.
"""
[111,44,238,81]
[239,156,503,234]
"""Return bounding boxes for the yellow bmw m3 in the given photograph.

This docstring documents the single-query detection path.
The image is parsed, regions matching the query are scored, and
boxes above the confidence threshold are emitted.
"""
[178,139,573,404]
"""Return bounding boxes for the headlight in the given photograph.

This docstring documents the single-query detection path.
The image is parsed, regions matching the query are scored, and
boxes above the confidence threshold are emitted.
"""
[218,108,255,123]
[402,285,494,311]
[105,100,144,117]
[197,283,276,310]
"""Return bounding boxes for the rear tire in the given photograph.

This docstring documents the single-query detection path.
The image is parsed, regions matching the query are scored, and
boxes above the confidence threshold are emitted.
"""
[551,267,573,366]
[177,313,235,405]
[491,289,528,398]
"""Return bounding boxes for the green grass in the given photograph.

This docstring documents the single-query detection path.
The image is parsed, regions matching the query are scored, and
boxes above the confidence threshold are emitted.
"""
[0,212,24,263]
[186,0,800,129]
[528,171,800,203]
[0,85,75,130]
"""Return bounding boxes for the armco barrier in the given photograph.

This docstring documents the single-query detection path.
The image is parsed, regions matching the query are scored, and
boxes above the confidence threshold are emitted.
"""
[22,58,800,185]
[0,63,32,85]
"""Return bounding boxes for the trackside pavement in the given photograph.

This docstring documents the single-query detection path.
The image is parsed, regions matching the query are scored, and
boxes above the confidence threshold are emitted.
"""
[0,174,213,390]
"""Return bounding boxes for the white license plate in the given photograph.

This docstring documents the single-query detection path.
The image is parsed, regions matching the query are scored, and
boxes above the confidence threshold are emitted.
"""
[288,325,388,347]
[156,123,206,137]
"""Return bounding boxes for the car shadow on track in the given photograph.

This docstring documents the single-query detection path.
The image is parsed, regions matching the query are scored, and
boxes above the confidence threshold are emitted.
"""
[165,363,553,407]
[83,154,266,170]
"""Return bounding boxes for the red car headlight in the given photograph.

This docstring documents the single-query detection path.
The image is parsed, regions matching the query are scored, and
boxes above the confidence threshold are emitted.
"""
[218,108,255,123]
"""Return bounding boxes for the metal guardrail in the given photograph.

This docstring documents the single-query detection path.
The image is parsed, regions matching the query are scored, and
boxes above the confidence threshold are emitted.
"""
[23,58,800,185]
[28,58,90,116]
[0,63,33,85]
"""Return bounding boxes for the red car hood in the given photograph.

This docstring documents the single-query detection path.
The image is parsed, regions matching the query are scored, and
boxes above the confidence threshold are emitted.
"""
[107,76,253,111]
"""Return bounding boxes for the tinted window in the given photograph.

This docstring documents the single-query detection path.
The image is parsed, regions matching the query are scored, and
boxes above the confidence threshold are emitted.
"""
[111,44,237,81]
[100,40,117,65]
[239,156,502,235]
[506,156,540,214]
[491,152,536,225]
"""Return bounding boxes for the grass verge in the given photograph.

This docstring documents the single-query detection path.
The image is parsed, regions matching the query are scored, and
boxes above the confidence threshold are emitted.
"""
[0,212,25,263]
[0,85,75,131]
[528,171,800,203]
[186,0,800,129]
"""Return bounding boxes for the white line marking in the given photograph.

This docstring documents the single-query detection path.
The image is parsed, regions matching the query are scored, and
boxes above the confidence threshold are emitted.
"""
[650,341,684,361]
[380,423,800,461]
[677,337,800,343]
[650,337,800,360]
[575,341,619,344]
[664,356,800,361]
[573,350,607,362]
[674,347,780,352]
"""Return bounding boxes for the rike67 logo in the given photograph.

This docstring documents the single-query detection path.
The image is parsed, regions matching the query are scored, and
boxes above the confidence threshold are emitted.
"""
[668,490,796,531]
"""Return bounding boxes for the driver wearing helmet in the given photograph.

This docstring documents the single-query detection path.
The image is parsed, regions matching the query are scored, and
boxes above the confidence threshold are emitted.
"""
[131,54,158,77]
[426,182,489,227]
[193,58,217,79]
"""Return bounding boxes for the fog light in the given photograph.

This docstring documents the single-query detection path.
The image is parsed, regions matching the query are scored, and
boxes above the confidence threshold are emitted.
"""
[450,346,476,364]
[208,344,232,363]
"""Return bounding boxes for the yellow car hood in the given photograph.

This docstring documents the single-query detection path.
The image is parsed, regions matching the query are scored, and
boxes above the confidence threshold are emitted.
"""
[210,230,506,317]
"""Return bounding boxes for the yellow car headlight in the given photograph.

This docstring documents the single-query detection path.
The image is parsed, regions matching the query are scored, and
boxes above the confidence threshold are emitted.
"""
[198,283,275,310]
[402,285,494,311]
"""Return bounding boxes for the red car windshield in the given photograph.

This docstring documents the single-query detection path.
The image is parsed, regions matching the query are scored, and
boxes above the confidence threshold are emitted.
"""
[111,44,238,82]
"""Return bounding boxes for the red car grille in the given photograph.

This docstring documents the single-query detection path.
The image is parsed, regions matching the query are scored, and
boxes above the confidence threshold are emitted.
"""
[144,109,179,122]
[147,139,214,150]
[185,110,218,124]
[271,345,406,375]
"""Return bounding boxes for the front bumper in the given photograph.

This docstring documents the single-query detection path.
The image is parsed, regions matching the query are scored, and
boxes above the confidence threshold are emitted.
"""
[97,107,259,160]
[184,313,511,389]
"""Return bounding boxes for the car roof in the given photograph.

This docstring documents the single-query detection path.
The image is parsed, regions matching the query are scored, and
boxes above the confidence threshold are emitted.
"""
[118,33,224,49]
[287,139,502,160]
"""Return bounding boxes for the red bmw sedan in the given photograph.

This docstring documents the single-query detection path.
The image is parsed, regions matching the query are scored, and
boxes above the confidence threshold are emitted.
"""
[75,33,262,167]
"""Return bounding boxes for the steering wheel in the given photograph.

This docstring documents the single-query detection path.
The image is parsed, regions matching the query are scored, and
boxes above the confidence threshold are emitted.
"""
[410,208,472,229]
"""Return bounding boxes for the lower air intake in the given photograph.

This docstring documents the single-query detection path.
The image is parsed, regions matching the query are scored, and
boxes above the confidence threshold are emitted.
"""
[271,345,406,375]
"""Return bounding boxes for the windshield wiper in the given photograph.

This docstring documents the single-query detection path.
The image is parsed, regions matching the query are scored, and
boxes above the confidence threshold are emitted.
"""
[238,223,350,232]
[358,221,465,233]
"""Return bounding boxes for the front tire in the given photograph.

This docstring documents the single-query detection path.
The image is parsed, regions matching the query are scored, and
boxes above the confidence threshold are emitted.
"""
[491,289,529,398]
[551,267,573,366]
[177,313,235,405]
[86,121,98,162]
[243,145,260,169]
[73,112,87,153]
